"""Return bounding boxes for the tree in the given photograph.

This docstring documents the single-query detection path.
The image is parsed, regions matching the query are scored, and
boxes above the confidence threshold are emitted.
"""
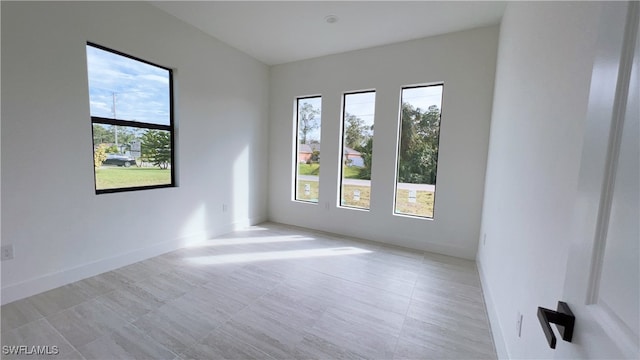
[344,113,367,149]
[397,103,441,184]
[357,137,374,180]
[92,124,138,153]
[141,130,171,169]
[115,127,137,153]
[298,103,320,144]
[93,124,115,145]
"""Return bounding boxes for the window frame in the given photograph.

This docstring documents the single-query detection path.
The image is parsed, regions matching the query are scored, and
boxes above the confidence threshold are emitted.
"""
[393,83,444,219]
[87,42,176,194]
[338,89,376,211]
[293,95,322,203]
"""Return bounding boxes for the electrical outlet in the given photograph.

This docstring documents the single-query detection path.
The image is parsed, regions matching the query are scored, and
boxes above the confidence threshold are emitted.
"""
[483,233,487,246]
[222,204,228,213]
[516,312,523,338]
[1,245,14,261]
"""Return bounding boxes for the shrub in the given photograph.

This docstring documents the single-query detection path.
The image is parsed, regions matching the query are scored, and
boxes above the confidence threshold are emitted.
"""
[94,144,107,170]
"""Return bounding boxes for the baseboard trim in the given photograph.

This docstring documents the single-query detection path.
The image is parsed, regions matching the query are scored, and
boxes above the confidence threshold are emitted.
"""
[1,216,266,305]
[267,217,475,260]
[477,259,509,359]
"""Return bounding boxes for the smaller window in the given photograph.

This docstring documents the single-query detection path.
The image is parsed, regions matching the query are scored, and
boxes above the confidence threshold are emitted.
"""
[394,84,444,218]
[294,96,322,203]
[86,43,174,193]
[339,91,376,210]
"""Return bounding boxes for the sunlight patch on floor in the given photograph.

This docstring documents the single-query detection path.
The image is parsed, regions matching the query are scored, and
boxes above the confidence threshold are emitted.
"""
[186,247,371,265]
[185,235,317,248]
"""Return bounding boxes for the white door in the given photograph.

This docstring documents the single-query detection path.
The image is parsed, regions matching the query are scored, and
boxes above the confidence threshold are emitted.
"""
[555,2,639,358]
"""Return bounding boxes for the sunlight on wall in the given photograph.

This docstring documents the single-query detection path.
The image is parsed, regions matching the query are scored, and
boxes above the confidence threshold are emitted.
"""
[186,247,371,265]
[232,145,249,221]
[178,203,208,246]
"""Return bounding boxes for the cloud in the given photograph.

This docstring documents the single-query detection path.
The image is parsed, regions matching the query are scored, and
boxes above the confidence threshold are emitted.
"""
[86,45,171,125]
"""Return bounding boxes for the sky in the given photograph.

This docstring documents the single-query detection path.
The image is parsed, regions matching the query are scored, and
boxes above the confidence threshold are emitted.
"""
[86,45,171,125]
[298,85,443,143]
[344,92,376,135]
[402,85,444,112]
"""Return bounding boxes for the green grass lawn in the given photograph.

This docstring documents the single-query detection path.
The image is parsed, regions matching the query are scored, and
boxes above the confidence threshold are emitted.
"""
[395,189,435,218]
[297,163,320,175]
[95,167,171,190]
[342,166,362,179]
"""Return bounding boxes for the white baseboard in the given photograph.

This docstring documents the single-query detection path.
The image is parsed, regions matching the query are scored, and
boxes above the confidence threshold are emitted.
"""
[1,216,266,305]
[268,216,475,260]
[477,259,509,360]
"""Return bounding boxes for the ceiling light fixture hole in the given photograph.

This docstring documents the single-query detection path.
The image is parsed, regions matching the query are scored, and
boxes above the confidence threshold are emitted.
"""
[324,15,338,24]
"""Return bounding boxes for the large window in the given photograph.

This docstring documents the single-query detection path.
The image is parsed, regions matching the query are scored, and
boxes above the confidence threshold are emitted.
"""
[87,43,174,193]
[294,96,322,203]
[339,91,376,210]
[394,84,443,218]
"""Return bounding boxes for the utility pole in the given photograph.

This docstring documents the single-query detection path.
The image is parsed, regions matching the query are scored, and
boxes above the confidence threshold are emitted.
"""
[112,92,118,149]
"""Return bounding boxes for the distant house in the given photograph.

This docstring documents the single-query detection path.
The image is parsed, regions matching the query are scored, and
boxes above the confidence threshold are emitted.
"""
[298,143,363,167]
[298,143,321,163]
[343,147,363,167]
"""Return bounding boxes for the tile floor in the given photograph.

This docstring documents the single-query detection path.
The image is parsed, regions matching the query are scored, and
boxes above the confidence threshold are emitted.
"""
[1,222,496,359]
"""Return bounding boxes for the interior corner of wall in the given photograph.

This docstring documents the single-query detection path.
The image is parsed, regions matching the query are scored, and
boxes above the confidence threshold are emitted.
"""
[477,259,510,360]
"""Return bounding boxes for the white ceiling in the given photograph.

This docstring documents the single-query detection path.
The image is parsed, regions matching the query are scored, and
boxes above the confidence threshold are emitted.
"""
[151,1,506,65]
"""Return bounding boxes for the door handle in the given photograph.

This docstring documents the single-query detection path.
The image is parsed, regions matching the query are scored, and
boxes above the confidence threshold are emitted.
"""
[537,301,575,349]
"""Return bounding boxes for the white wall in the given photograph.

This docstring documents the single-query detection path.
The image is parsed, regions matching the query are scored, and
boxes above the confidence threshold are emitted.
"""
[268,26,499,259]
[1,1,269,304]
[477,2,603,358]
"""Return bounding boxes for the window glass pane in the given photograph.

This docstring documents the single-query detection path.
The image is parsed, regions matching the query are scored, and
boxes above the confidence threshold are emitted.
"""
[86,45,170,125]
[395,85,443,218]
[93,124,172,190]
[340,91,376,210]
[295,96,322,203]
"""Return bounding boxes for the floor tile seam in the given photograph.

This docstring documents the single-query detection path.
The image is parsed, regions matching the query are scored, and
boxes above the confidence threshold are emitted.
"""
[105,269,185,305]
[299,321,398,360]
[192,273,290,347]
[46,295,133,327]
[391,269,419,358]
[266,281,334,330]
[92,293,157,327]
[297,264,416,301]
[312,263,421,285]
[42,317,87,360]
[183,321,279,360]
[123,317,182,359]
[114,266,173,287]
[401,315,493,343]
[130,313,216,353]
[402,311,492,331]
[231,274,291,319]
[188,314,231,346]
[1,320,31,337]
[21,299,48,322]
[0,306,47,334]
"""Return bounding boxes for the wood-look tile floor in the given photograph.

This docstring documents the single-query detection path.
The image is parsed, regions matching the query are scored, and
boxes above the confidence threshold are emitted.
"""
[1,223,496,360]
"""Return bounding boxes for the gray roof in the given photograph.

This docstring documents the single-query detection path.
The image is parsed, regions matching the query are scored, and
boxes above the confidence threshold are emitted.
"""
[298,143,360,156]
[298,143,320,153]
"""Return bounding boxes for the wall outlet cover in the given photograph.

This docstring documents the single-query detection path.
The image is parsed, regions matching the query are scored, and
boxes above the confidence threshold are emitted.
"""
[1,245,14,261]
